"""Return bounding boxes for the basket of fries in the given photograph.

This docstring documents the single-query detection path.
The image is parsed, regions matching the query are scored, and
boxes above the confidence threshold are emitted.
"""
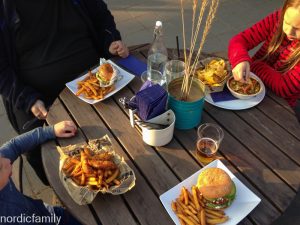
[57,135,136,205]
[196,57,231,94]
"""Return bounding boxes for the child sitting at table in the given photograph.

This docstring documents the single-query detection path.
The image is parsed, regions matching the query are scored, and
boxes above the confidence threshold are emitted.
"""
[0,121,82,225]
[228,0,300,108]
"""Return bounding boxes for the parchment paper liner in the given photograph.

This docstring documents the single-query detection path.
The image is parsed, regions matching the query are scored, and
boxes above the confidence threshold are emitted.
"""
[57,135,136,205]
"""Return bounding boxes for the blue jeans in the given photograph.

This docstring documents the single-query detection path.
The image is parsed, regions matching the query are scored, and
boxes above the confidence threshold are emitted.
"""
[54,207,82,225]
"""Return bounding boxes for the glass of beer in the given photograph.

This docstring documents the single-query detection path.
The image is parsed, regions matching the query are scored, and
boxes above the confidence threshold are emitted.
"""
[196,123,224,164]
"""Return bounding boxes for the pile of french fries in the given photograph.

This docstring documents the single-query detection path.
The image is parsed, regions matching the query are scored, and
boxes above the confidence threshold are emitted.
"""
[171,186,229,225]
[62,148,121,191]
[76,71,114,100]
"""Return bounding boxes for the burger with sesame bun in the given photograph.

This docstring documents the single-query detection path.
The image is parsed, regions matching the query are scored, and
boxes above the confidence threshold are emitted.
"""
[197,167,236,209]
[96,63,114,85]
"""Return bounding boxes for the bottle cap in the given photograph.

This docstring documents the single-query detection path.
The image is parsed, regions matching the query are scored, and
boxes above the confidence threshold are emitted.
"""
[155,21,162,27]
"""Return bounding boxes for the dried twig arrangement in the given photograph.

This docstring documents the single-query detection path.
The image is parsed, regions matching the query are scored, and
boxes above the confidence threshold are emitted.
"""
[180,0,220,100]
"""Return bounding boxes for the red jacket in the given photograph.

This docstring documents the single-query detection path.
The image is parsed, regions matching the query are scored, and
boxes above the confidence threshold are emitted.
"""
[228,10,300,107]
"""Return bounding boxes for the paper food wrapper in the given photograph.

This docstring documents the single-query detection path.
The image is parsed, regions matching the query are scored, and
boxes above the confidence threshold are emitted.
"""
[57,135,136,205]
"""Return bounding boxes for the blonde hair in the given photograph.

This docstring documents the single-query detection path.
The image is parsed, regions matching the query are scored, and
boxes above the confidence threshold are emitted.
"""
[263,0,300,72]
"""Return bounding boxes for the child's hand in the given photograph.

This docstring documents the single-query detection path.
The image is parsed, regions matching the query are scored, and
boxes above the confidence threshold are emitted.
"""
[232,61,250,82]
[109,41,129,58]
[54,121,77,138]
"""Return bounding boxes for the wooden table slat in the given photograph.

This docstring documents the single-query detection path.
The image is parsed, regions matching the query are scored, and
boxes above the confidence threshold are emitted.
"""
[236,102,300,165]
[256,96,300,140]
[205,103,300,191]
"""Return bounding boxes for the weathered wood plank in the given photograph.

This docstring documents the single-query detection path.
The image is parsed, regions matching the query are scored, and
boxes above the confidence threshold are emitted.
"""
[256,96,300,140]
[266,90,295,114]
[59,89,173,225]
[205,103,300,192]
[236,105,300,165]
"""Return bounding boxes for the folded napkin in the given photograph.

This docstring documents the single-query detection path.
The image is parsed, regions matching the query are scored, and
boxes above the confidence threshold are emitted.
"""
[135,84,168,121]
[210,86,237,102]
[116,55,147,77]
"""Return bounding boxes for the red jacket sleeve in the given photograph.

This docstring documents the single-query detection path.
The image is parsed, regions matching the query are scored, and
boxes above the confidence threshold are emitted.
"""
[228,10,281,69]
[251,61,300,98]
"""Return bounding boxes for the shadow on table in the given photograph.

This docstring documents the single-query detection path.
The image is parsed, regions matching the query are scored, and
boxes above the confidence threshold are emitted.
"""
[271,187,300,225]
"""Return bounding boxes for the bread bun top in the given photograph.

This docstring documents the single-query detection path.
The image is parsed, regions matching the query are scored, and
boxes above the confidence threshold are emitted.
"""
[98,63,114,81]
[197,168,232,199]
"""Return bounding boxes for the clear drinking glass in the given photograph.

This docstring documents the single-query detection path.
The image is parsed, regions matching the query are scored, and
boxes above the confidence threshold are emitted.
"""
[141,69,166,86]
[164,60,185,85]
[196,123,224,164]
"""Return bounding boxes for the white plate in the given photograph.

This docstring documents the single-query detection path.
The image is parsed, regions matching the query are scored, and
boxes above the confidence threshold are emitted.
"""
[159,159,261,225]
[66,60,135,104]
[205,73,266,110]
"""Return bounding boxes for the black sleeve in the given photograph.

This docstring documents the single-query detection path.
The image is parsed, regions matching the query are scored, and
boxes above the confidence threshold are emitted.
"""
[0,33,42,113]
[85,0,122,57]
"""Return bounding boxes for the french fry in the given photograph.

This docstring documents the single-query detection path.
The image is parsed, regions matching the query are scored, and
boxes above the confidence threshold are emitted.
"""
[184,209,200,223]
[187,215,199,225]
[176,199,188,211]
[180,192,184,202]
[206,217,228,224]
[177,214,194,225]
[80,173,85,186]
[205,209,225,218]
[70,158,81,164]
[98,174,103,186]
[113,179,121,185]
[200,209,206,225]
[192,186,201,211]
[179,218,186,225]
[188,205,197,214]
[171,201,177,212]
[106,168,120,184]
[65,163,76,174]
[182,187,189,205]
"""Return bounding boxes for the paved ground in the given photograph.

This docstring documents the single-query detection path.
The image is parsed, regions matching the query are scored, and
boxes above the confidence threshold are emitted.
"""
[1,0,282,210]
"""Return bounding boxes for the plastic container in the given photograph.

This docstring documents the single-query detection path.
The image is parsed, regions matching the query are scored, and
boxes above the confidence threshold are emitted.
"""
[140,110,175,146]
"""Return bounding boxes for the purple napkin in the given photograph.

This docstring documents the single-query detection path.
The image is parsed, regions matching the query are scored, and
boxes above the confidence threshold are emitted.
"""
[116,55,147,77]
[135,84,167,121]
[210,86,237,102]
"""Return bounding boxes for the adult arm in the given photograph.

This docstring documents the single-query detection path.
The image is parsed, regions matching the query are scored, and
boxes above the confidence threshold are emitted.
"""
[0,126,55,163]
[228,10,281,68]
[251,60,300,100]
[0,33,42,113]
[85,0,121,57]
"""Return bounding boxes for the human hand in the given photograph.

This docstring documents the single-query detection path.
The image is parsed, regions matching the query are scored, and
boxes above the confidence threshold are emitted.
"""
[109,41,129,58]
[31,100,48,120]
[232,61,250,82]
[54,121,77,138]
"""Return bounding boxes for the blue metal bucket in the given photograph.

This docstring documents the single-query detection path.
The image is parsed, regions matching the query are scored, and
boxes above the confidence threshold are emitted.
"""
[168,78,205,130]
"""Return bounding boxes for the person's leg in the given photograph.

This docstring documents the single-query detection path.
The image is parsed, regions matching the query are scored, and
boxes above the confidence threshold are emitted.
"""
[3,99,49,185]
[53,207,83,225]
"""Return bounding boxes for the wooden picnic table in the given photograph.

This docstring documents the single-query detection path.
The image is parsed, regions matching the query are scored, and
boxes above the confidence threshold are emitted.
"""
[41,44,300,225]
